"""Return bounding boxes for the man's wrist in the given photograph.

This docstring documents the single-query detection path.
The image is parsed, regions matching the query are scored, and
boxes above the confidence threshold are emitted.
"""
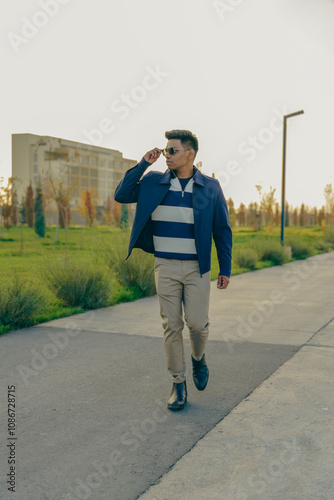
[138,157,151,168]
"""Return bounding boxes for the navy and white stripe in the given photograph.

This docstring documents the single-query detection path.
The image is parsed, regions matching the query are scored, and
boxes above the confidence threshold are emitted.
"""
[151,174,198,260]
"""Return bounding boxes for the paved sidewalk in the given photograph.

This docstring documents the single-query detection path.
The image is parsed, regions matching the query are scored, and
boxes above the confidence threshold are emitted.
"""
[138,256,334,499]
[1,251,333,500]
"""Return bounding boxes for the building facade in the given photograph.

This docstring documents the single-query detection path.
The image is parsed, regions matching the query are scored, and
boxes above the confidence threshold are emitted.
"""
[11,133,137,225]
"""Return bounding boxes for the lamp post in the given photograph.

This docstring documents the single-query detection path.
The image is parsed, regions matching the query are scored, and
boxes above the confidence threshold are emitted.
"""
[280,110,304,246]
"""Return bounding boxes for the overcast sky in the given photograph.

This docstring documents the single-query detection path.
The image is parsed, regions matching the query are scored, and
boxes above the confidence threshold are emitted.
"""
[1,0,334,209]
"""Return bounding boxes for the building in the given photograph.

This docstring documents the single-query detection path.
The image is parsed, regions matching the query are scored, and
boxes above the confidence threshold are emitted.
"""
[11,133,137,225]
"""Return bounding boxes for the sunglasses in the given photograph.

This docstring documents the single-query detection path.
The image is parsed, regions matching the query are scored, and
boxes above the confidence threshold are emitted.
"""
[161,147,192,156]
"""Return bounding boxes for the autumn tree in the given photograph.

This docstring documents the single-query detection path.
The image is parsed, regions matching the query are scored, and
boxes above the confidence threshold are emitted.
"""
[255,184,276,226]
[0,179,12,229]
[113,198,122,227]
[80,189,96,226]
[58,191,71,228]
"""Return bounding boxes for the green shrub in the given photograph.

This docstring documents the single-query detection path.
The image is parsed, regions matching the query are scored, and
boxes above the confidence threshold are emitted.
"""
[315,240,333,252]
[287,238,311,259]
[43,253,111,309]
[250,239,286,265]
[324,227,334,245]
[103,231,156,297]
[233,248,258,270]
[0,275,43,328]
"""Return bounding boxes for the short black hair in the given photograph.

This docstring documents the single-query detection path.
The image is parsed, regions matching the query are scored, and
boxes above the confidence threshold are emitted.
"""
[165,129,199,157]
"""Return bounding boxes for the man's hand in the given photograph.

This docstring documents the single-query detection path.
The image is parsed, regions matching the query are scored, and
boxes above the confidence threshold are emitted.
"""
[217,275,230,290]
[143,147,162,164]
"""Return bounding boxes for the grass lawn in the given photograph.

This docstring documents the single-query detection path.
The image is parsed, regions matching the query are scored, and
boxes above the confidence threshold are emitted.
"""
[0,224,332,335]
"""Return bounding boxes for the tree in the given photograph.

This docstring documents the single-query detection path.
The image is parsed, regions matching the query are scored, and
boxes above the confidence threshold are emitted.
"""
[227,197,236,227]
[11,178,18,226]
[19,196,26,225]
[58,191,71,228]
[237,203,246,226]
[274,202,280,226]
[25,184,34,228]
[34,183,46,237]
[324,184,334,224]
[120,204,129,229]
[255,184,276,226]
[299,203,306,226]
[285,202,290,227]
[1,180,12,229]
[113,198,122,227]
[105,195,113,226]
[318,206,325,226]
[292,208,298,226]
[80,189,96,226]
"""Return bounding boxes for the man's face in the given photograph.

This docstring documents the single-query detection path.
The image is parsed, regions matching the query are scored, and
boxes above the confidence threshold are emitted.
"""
[164,139,193,170]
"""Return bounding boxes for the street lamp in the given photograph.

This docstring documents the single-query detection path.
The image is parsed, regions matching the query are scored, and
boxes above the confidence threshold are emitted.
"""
[280,110,304,246]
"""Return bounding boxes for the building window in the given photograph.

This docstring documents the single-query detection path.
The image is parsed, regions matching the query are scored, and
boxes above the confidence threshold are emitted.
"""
[80,167,89,177]
[108,160,113,169]
[81,177,88,188]
[34,153,38,162]
[70,176,79,186]
[99,159,106,167]
[89,157,97,166]
[90,169,98,178]
[107,171,113,180]
[33,175,38,186]
[90,178,98,188]
[34,164,38,174]
[70,166,79,175]
[80,155,88,165]
[100,170,106,179]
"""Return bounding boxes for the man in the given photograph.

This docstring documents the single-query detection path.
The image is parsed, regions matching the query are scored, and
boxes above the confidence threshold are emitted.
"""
[114,130,232,411]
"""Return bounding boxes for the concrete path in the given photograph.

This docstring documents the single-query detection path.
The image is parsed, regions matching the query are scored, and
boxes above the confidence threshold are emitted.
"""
[0,251,333,500]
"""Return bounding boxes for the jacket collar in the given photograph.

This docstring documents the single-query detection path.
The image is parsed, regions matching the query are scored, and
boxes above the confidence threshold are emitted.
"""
[158,165,204,187]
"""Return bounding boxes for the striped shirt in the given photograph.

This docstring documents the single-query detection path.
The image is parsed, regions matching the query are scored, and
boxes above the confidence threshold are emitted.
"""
[151,172,198,260]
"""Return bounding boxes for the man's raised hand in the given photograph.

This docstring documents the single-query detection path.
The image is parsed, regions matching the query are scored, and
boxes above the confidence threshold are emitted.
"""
[144,147,162,164]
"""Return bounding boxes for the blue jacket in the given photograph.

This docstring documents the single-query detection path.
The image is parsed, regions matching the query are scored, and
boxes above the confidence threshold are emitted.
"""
[114,158,232,278]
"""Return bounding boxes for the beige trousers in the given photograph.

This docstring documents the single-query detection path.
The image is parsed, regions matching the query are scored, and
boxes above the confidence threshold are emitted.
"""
[154,257,211,383]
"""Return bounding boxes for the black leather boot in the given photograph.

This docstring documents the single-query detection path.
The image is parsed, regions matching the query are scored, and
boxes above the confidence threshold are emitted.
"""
[167,381,187,411]
[191,354,209,391]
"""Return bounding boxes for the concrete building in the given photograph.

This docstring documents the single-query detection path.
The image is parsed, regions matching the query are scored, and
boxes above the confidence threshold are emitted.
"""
[11,133,137,225]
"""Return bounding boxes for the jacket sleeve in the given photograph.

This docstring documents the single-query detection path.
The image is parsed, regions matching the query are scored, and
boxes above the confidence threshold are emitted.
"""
[212,184,233,278]
[114,157,151,203]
